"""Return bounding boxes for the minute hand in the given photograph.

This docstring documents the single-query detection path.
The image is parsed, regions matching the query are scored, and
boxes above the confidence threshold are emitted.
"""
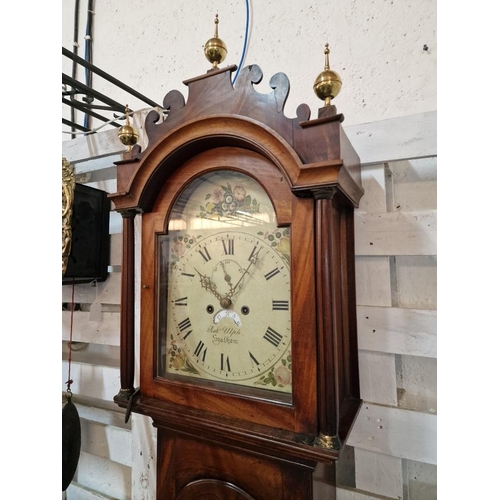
[227,247,262,299]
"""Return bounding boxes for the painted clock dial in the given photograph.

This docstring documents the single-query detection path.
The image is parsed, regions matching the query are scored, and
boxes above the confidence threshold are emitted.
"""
[157,171,292,394]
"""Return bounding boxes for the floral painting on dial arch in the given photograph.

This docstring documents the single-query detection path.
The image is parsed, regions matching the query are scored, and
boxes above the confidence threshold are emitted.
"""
[198,183,260,219]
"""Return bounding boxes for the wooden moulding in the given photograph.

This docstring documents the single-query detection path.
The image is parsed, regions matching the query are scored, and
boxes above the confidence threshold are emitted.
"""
[135,395,339,465]
[313,190,362,448]
[111,63,364,473]
[157,426,317,500]
[136,149,318,436]
[116,211,136,398]
[109,64,363,214]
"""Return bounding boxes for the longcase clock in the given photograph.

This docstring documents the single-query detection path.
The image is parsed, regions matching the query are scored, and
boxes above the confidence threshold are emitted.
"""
[111,48,364,499]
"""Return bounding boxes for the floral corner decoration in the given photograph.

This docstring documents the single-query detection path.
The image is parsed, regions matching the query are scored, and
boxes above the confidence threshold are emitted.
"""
[255,352,292,389]
[170,233,203,267]
[168,337,200,375]
[258,228,290,263]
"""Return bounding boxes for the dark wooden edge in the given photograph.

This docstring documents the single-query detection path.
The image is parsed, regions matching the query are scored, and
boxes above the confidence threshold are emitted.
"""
[115,395,339,466]
[338,397,362,446]
[182,65,238,85]
[137,150,318,434]
[299,114,345,128]
[109,66,364,213]
[117,211,136,395]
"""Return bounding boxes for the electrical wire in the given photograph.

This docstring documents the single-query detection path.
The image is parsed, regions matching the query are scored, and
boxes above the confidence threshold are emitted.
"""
[62,114,127,135]
[232,0,250,85]
[65,1,250,134]
[61,107,157,135]
[83,0,94,130]
[71,0,80,139]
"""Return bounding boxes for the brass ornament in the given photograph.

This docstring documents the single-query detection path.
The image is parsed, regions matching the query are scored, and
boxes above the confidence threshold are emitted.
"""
[313,43,342,106]
[314,432,341,450]
[62,157,76,275]
[118,105,139,152]
[204,14,227,69]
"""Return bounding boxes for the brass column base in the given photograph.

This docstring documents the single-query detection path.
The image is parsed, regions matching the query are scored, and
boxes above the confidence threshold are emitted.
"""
[115,388,135,400]
[314,432,341,450]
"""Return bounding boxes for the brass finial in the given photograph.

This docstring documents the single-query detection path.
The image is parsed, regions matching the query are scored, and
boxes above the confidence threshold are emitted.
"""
[204,14,228,69]
[313,43,342,106]
[118,105,138,152]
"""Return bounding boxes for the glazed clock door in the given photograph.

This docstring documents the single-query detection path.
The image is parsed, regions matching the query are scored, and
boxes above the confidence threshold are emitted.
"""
[158,170,293,395]
[139,146,317,434]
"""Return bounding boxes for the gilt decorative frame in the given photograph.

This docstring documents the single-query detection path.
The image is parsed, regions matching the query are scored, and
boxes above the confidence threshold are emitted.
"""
[62,157,76,275]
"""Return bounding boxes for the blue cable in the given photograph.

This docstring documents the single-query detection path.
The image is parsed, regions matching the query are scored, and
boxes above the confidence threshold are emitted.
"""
[232,0,250,85]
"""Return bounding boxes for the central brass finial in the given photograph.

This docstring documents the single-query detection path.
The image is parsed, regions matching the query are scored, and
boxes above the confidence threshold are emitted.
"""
[313,43,342,106]
[204,14,228,69]
[118,105,138,152]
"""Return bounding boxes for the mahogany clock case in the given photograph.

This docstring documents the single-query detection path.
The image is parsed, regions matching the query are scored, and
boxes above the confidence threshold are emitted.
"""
[110,64,364,499]
[141,147,318,434]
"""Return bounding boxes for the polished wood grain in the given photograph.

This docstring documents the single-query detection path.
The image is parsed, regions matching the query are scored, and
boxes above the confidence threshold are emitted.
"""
[109,66,363,213]
[138,148,317,434]
[157,428,315,500]
[111,63,363,499]
[116,211,136,396]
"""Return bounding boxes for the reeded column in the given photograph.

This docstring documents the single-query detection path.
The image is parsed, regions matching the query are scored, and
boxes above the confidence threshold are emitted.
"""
[313,188,342,449]
[116,209,137,399]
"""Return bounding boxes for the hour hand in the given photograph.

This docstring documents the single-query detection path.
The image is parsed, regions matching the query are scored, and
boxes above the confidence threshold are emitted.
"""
[194,268,231,308]
[194,268,218,295]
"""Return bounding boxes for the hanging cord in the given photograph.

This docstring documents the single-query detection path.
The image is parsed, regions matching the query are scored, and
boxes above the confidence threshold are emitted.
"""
[232,0,250,85]
[65,281,76,398]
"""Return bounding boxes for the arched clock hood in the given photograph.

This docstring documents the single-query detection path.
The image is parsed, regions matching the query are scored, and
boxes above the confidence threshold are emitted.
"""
[109,64,363,214]
[110,62,364,500]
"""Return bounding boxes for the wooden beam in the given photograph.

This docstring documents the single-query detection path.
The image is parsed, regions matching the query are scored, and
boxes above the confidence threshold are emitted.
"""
[66,451,131,499]
[358,351,398,406]
[62,111,437,168]
[62,311,120,346]
[337,485,400,500]
[344,111,437,166]
[61,361,121,401]
[62,273,121,304]
[66,480,119,500]
[347,403,437,465]
[357,306,437,358]
[131,414,157,499]
[62,130,126,163]
[355,210,437,256]
[80,419,132,467]
[73,402,130,429]
[355,257,392,307]
[354,449,403,499]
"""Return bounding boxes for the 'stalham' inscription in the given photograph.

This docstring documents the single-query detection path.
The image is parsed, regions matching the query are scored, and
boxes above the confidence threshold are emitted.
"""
[208,325,241,346]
